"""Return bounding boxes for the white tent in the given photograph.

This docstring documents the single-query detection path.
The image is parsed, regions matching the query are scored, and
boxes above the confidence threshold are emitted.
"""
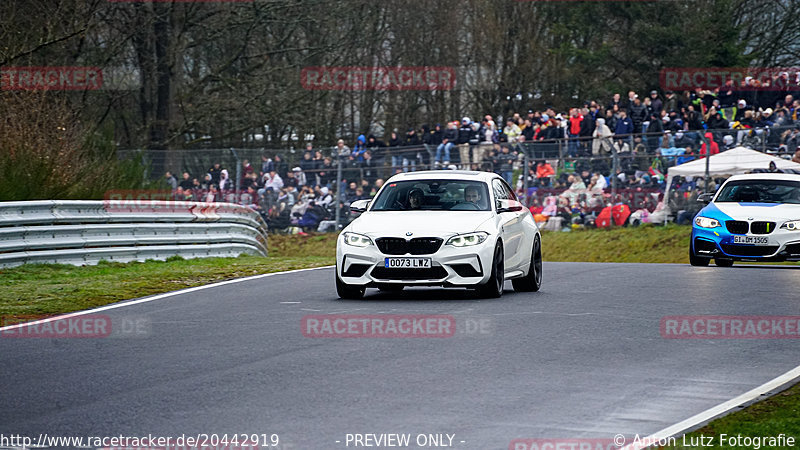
[666,147,800,192]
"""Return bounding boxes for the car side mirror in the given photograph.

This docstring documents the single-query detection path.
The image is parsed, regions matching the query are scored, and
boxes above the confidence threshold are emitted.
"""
[349,199,370,213]
[497,199,524,213]
[697,193,714,204]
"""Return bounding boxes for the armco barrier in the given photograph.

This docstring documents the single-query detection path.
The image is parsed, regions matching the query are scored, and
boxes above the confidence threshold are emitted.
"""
[0,200,268,267]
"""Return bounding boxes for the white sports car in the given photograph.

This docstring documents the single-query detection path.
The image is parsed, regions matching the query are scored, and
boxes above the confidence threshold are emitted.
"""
[691,173,800,266]
[335,171,542,299]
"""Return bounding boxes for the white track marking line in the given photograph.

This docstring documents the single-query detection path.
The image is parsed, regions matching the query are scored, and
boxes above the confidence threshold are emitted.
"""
[621,364,800,450]
[0,265,334,333]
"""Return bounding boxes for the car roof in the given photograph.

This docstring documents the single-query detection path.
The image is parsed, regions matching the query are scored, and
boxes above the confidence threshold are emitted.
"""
[724,173,800,183]
[386,170,501,183]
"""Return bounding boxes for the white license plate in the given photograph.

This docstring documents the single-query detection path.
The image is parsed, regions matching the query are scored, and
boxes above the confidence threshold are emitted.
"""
[384,257,431,269]
[733,235,769,245]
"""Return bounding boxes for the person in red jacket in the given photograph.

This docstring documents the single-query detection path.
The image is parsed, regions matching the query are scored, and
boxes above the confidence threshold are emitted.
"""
[535,160,555,187]
[699,131,719,158]
[568,108,584,157]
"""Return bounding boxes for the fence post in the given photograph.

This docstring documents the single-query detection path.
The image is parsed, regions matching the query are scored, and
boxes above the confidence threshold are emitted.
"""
[335,148,343,230]
[522,145,530,208]
[608,142,619,229]
[230,147,241,203]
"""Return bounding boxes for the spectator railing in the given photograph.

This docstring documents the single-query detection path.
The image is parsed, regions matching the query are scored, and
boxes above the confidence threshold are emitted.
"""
[0,200,268,268]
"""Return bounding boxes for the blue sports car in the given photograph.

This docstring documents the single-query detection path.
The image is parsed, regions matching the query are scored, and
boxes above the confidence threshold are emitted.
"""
[691,173,800,266]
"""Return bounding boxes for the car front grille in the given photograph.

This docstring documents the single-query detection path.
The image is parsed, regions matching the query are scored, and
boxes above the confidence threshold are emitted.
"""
[375,237,443,255]
[720,244,778,257]
[750,221,776,235]
[725,220,749,234]
[370,266,448,280]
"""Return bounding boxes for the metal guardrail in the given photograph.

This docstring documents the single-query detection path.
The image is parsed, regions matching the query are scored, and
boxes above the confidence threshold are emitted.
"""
[0,200,268,268]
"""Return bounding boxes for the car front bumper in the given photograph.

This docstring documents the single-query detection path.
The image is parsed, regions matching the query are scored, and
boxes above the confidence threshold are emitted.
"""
[692,226,800,261]
[336,235,496,287]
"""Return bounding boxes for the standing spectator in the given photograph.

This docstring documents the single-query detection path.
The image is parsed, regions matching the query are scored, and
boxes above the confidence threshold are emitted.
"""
[496,146,515,184]
[219,169,233,192]
[360,150,378,184]
[579,107,594,156]
[165,171,177,190]
[664,91,679,114]
[261,154,274,174]
[273,154,288,178]
[366,134,386,164]
[429,124,443,147]
[649,90,663,115]
[592,118,613,154]
[208,163,222,185]
[404,128,421,171]
[387,131,403,172]
[179,172,193,190]
[607,93,622,111]
[476,118,496,169]
[699,132,720,157]
[299,151,316,184]
[318,157,334,188]
[567,108,583,157]
[614,109,634,149]
[458,117,476,169]
[351,135,367,162]
[335,139,350,158]
[629,97,648,135]
[436,122,457,167]
[646,109,664,152]
[626,91,638,111]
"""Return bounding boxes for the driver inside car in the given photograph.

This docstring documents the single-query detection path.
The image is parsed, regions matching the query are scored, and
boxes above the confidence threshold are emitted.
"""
[407,188,424,209]
[464,185,482,206]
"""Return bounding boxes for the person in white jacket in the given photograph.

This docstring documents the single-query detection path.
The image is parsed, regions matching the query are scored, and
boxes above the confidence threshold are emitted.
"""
[592,117,613,155]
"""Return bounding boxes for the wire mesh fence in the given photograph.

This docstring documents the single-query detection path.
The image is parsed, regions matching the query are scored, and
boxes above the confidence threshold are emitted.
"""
[116,124,800,232]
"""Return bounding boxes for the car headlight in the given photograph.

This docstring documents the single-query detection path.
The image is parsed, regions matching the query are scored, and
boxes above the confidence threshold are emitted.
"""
[780,220,800,231]
[446,232,488,247]
[694,216,721,228]
[342,232,373,247]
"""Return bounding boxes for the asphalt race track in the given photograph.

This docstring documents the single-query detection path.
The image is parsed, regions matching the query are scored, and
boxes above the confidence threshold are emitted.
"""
[1,262,799,450]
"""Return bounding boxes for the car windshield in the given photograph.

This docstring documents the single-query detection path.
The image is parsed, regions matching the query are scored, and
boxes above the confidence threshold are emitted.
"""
[370,180,491,211]
[715,180,800,204]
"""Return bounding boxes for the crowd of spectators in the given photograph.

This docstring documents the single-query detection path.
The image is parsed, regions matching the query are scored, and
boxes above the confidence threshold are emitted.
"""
[162,85,800,232]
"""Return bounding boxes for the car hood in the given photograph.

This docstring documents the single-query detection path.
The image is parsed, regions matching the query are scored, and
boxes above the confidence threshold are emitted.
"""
[347,211,494,237]
[711,202,800,222]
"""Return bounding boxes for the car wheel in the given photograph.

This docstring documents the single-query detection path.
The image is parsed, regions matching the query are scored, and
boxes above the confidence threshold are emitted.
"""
[715,257,734,267]
[477,241,504,298]
[689,247,710,266]
[335,267,366,299]
[512,235,542,292]
[378,284,404,292]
